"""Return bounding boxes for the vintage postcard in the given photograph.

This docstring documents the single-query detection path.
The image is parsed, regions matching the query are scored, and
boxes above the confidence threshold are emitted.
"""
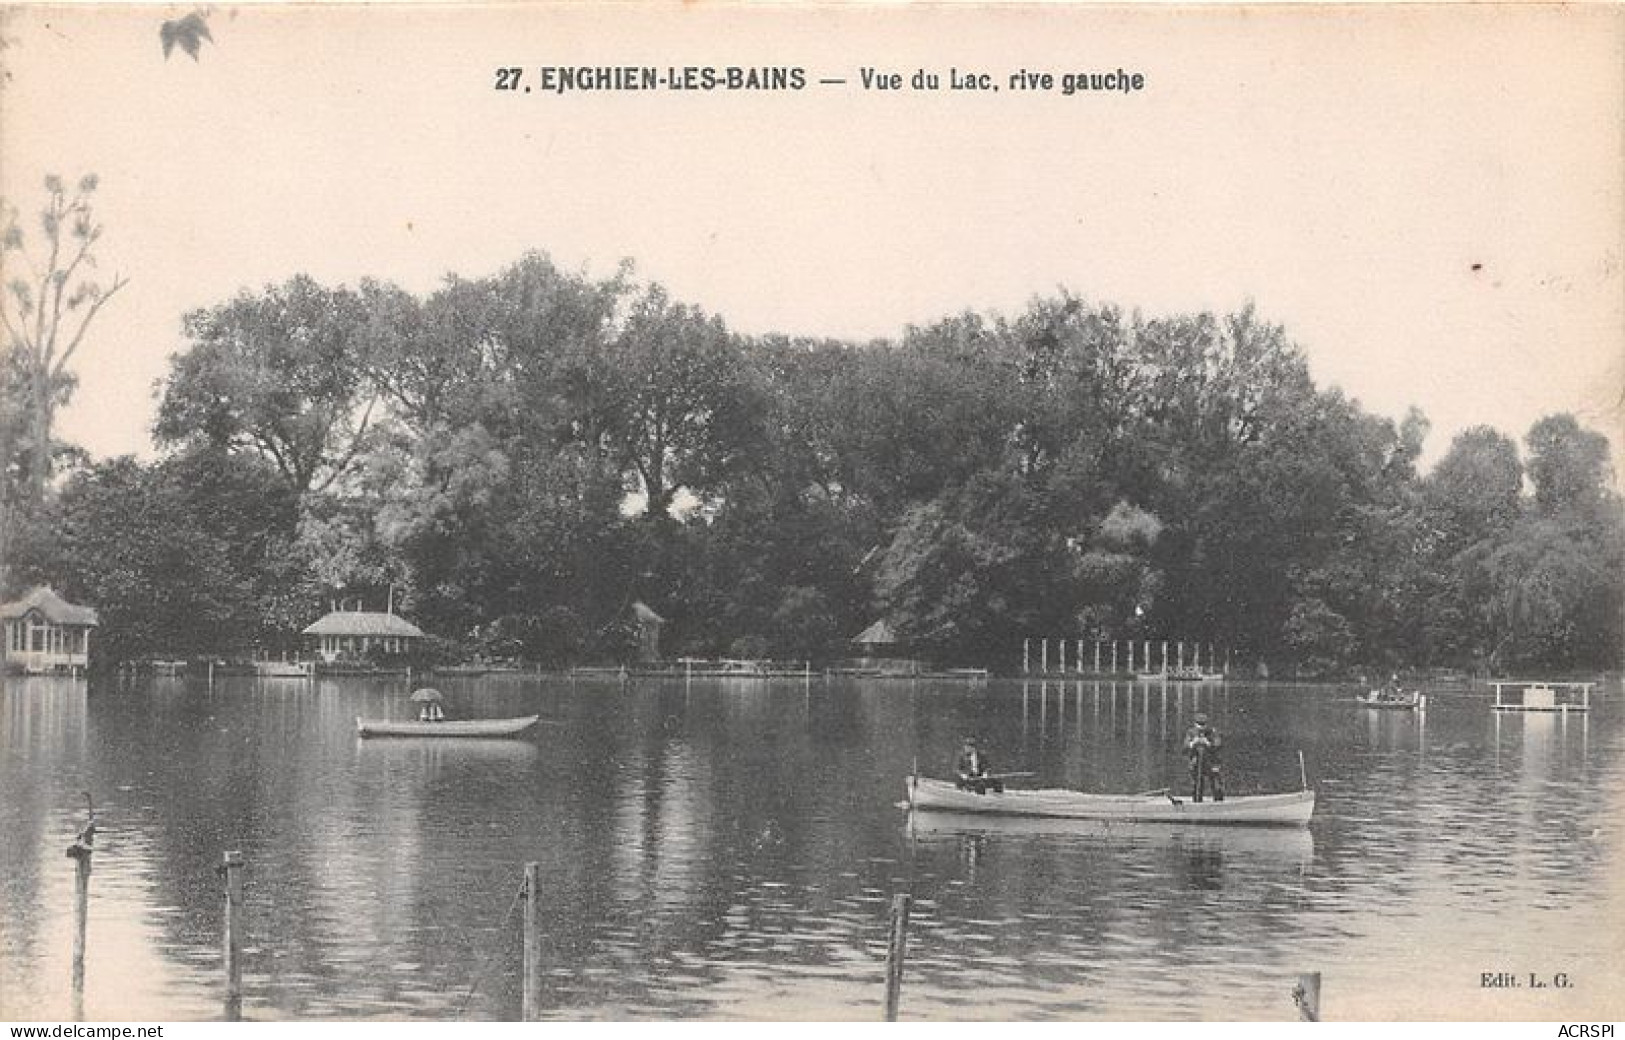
[1,2,1621,1026]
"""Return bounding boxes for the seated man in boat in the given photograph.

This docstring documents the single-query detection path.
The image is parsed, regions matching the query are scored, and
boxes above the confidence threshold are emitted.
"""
[955,737,1003,794]
[1182,714,1224,802]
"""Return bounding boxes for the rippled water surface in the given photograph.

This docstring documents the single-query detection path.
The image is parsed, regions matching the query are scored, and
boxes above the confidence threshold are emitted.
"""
[3,674,1622,1020]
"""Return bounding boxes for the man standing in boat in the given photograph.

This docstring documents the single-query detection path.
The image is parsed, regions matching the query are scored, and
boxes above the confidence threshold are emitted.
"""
[955,737,1003,794]
[1183,713,1224,802]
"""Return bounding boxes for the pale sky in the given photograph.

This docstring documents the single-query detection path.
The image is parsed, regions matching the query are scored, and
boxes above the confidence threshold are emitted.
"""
[3,3,1621,469]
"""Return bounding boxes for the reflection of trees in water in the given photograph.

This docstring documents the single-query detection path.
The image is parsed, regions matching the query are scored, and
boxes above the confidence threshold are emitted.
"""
[0,679,89,1010]
[907,817,1315,984]
[525,678,901,1016]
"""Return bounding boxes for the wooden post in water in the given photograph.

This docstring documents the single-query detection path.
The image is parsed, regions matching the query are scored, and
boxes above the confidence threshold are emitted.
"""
[69,844,92,1017]
[882,892,913,1021]
[1110,641,1118,675]
[221,851,244,1021]
[1057,639,1066,674]
[1293,971,1321,1021]
[1040,638,1048,675]
[522,862,542,1021]
[1022,638,1030,675]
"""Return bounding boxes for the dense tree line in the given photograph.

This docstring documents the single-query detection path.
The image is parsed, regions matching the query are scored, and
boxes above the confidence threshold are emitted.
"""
[4,250,1621,675]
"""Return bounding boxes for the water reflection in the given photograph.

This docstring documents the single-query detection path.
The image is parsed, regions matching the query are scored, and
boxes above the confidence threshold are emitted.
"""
[905,811,1315,869]
[1,673,1621,1021]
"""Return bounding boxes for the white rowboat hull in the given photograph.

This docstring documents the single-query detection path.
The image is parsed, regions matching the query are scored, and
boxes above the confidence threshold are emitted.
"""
[356,715,540,738]
[906,777,1314,826]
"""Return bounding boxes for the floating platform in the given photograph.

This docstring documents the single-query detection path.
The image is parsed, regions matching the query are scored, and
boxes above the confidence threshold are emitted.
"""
[1489,681,1594,713]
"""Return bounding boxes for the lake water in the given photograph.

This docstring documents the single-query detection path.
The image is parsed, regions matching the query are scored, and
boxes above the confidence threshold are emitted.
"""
[2,673,1622,1021]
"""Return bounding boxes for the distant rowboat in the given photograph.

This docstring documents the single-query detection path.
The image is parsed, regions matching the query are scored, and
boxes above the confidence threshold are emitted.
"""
[1357,689,1425,710]
[905,776,1314,827]
[356,715,540,738]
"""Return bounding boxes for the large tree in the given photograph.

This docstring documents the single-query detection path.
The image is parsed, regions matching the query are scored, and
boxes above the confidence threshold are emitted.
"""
[1525,413,1613,521]
[155,275,383,498]
[584,283,762,517]
[0,174,127,502]
[0,174,126,589]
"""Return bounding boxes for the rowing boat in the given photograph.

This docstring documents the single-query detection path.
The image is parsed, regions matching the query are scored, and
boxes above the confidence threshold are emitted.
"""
[1357,689,1425,710]
[904,776,1315,826]
[356,715,540,738]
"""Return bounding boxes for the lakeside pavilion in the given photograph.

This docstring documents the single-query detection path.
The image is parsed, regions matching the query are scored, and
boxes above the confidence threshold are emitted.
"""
[303,608,425,663]
[1,586,99,674]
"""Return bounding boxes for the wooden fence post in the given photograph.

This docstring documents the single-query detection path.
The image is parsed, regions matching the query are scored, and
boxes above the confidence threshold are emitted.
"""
[69,844,92,1018]
[522,862,542,1021]
[222,851,244,1021]
[1293,971,1321,1021]
[883,892,913,1021]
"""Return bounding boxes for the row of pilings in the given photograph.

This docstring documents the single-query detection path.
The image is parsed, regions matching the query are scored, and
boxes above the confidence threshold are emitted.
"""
[1022,638,1231,676]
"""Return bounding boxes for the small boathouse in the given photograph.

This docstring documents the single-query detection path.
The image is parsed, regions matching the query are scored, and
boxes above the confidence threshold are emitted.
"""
[1,586,99,674]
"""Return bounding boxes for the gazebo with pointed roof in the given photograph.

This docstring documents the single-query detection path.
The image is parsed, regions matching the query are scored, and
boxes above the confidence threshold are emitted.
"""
[852,620,898,654]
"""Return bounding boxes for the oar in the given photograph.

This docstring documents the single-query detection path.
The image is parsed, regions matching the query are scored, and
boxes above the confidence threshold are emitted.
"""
[984,771,1037,781]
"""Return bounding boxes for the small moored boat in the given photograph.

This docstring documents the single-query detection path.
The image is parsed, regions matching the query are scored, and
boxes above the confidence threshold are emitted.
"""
[431,664,490,677]
[356,715,541,739]
[1357,689,1425,710]
[255,659,311,678]
[905,776,1314,826]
